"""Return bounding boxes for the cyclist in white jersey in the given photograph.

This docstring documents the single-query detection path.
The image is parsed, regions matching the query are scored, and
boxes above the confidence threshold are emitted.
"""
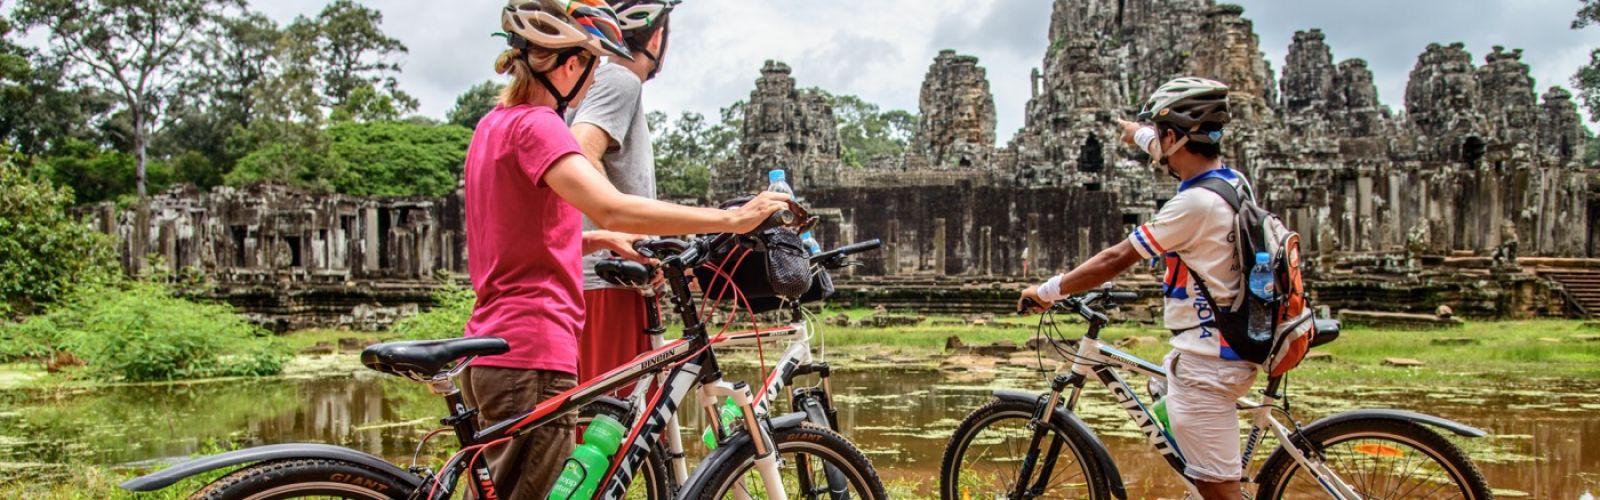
[1019,77,1253,500]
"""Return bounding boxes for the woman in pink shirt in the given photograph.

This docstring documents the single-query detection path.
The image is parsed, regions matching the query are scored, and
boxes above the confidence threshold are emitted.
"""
[460,2,789,498]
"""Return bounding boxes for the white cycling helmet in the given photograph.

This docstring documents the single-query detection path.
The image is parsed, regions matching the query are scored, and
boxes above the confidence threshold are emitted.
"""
[502,0,633,61]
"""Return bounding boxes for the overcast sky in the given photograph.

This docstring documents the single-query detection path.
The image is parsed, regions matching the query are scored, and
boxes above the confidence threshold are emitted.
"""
[13,1,1600,140]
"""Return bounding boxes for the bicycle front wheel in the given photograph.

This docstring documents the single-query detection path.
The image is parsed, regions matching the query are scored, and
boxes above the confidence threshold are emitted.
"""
[1254,417,1493,499]
[938,398,1113,500]
[681,422,886,500]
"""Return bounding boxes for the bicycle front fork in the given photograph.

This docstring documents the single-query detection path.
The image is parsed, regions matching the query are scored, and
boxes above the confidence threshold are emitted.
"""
[702,380,787,500]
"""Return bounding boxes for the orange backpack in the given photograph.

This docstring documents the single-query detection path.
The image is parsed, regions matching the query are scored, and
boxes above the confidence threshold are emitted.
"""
[1190,176,1319,377]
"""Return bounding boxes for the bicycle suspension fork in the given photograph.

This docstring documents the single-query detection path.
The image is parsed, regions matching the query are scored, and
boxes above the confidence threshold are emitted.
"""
[1009,372,1086,500]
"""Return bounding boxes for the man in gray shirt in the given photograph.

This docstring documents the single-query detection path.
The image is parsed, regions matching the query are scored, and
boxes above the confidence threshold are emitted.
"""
[567,0,680,385]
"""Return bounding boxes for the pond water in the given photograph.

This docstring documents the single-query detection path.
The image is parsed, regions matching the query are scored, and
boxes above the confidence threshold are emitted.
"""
[1,361,1596,498]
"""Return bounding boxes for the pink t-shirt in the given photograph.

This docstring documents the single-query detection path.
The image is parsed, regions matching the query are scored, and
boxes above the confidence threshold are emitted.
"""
[462,105,586,374]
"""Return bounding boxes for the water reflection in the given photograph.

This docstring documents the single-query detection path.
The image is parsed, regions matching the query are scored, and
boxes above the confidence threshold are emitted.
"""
[1,368,1595,497]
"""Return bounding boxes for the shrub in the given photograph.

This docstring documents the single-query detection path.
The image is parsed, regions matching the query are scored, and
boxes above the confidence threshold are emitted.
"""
[0,281,288,381]
[0,156,118,315]
[390,282,475,341]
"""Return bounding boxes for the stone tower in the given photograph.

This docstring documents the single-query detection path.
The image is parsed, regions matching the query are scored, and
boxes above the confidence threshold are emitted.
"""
[914,50,997,169]
[710,61,841,199]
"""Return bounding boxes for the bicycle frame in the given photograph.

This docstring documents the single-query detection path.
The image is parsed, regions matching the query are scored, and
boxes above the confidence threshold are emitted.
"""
[619,313,829,487]
[1019,301,1364,500]
[417,239,793,500]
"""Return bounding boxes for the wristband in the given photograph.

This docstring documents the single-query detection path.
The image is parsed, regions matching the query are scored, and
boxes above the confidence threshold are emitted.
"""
[1036,275,1067,302]
[1134,126,1160,157]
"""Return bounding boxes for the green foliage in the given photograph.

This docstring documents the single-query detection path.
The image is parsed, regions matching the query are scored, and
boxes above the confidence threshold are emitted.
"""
[13,0,246,197]
[0,158,118,315]
[226,139,334,192]
[390,282,476,341]
[651,110,738,200]
[1572,1,1600,121]
[448,80,506,130]
[1,281,288,381]
[38,140,173,204]
[295,0,415,112]
[807,89,918,168]
[327,121,473,197]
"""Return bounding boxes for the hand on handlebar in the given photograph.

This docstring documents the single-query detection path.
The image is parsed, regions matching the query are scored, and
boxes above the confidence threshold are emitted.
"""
[587,230,657,264]
[728,191,796,234]
[1017,286,1054,316]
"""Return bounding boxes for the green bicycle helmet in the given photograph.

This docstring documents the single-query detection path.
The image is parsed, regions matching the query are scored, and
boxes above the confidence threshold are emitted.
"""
[1137,77,1232,144]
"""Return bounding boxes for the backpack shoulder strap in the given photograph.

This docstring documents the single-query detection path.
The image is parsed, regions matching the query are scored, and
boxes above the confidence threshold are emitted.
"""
[1190,176,1242,212]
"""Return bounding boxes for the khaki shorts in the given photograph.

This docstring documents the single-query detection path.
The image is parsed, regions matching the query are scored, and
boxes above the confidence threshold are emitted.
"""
[1162,350,1258,483]
[460,366,578,500]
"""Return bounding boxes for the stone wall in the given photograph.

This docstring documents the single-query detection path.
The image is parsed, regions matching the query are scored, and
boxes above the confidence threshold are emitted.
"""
[87,184,464,330]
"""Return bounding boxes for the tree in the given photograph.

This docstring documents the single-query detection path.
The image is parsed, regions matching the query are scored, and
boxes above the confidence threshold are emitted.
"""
[327,121,473,197]
[157,11,282,177]
[13,0,245,198]
[1572,0,1600,121]
[448,81,505,129]
[808,90,918,167]
[0,154,117,316]
[294,0,415,112]
[652,110,739,200]
[1,19,113,157]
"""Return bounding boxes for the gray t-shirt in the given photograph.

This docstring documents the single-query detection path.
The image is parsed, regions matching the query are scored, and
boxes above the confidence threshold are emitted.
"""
[567,62,656,290]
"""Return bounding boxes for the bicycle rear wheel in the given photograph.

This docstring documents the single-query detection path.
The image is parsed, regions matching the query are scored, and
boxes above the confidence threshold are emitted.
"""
[191,458,414,500]
[1254,418,1493,499]
[938,398,1113,500]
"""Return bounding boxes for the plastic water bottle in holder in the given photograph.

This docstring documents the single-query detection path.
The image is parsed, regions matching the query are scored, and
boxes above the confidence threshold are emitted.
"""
[767,169,795,196]
[548,414,625,500]
[1247,251,1275,342]
[800,231,822,255]
[701,398,743,450]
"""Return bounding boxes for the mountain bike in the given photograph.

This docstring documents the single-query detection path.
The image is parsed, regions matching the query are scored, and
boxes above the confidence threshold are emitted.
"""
[938,290,1494,499]
[585,239,883,498]
[120,229,886,500]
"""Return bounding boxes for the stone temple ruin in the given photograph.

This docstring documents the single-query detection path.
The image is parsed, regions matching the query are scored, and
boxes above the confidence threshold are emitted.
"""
[91,0,1599,328]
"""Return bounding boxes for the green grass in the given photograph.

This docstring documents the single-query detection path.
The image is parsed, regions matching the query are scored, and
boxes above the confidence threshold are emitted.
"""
[797,309,1600,386]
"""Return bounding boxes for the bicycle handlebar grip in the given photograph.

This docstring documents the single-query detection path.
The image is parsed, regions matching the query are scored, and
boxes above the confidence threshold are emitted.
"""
[834,239,882,256]
[1108,291,1140,302]
[1017,296,1046,315]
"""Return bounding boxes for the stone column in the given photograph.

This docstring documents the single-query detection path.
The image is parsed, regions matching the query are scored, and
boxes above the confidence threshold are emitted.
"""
[363,206,380,274]
[885,219,900,276]
[979,226,993,276]
[932,218,947,274]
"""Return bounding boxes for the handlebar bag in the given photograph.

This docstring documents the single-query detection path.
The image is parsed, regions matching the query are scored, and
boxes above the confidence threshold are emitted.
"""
[739,268,835,314]
[695,227,813,304]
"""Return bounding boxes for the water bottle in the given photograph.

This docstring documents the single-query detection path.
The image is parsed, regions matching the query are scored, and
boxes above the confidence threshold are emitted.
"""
[1249,251,1275,300]
[800,231,822,255]
[1247,251,1275,342]
[549,414,625,500]
[767,169,795,196]
[701,398,743,450]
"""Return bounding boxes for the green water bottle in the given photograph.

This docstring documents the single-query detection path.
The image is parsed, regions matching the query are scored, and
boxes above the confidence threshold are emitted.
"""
[1151,397,1171,432]
[549,414,625,500]
[701,398,743,450]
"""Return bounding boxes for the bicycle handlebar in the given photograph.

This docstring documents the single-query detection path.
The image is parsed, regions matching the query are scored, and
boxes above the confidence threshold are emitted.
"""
[810,239,882,269]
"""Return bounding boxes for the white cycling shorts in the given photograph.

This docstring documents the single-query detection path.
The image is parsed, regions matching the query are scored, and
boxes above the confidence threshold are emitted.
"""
[1162,350,1258,483]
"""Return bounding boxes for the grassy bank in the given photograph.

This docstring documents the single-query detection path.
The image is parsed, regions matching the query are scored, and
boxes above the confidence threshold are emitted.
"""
[803,310,1600,385]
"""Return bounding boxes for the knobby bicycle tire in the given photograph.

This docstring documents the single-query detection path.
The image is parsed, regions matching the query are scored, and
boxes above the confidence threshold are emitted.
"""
[938,398,1114,500]
[191,458,415,500]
